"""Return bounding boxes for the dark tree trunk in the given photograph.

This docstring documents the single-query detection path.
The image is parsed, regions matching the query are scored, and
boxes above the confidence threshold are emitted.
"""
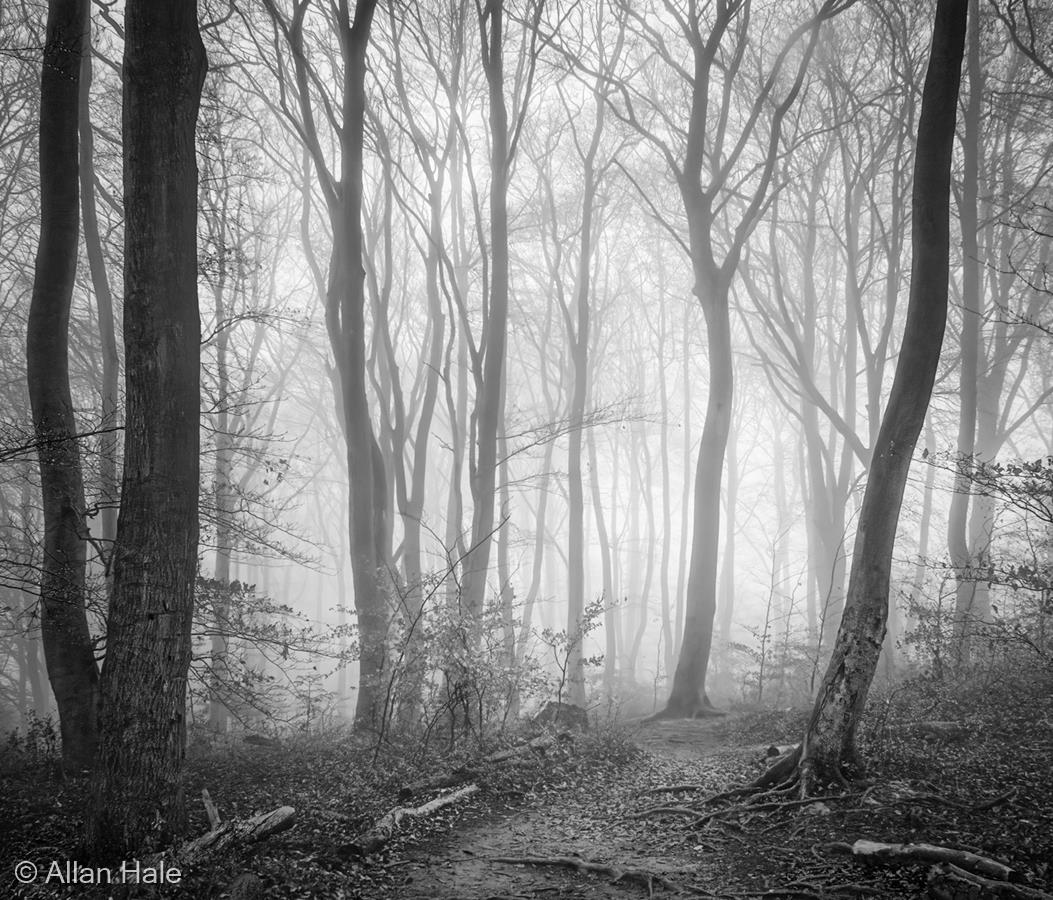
[85,0,206,859]
[776,0,967,792]
[79,12,120,568]
[27,0,100,773]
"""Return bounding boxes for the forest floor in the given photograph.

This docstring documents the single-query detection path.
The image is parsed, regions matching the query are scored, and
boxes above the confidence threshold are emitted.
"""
[2,674,1053,899]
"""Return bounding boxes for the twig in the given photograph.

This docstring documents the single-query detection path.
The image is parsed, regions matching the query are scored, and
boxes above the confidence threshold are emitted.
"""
[202,789,222,830]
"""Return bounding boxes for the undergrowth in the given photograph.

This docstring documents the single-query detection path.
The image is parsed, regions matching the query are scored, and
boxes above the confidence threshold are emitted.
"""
[0,721,638,899]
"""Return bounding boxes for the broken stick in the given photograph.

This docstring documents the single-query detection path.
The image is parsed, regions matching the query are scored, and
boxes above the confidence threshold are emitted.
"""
[346,783,480,855]
[834,840,1018,882]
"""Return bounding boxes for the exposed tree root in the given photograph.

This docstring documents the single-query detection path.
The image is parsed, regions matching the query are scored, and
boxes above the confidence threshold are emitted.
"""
[632,804,699,820]
[928,863,1053,899]
[648,782,715,795]
[688,794,858,828]
[644,694,728,723]
[751,744,802,791]
[492,854,679,894]
[881,787,1017,813]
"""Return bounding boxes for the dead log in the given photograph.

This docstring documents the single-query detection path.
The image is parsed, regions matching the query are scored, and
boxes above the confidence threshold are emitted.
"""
[344,783,480,856]
[484,733,557,764]
[175,805,296,866]
[400,734,559,798]
[131,805,294,878]
[836,840,1018,882]
[928,863,1053,900]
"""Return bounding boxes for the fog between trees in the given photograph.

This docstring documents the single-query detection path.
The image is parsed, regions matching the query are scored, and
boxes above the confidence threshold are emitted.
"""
[2,0,1052,861]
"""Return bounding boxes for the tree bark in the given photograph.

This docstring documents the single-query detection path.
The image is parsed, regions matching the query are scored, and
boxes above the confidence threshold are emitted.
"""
[664,266,732,717]
[86,0,206,859]
[327,0,386,727]
[949,0,983,667]
[790,0,966,790]
[78,11,120,565]
[462,0,511,630]
[565,88,605,707]
[27,0,100,773]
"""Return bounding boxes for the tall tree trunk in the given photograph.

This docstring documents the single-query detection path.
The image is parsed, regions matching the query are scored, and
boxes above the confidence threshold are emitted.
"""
[949,0,982,667]
[674,303,692,664]
[776,0,966,792]
[27,0,100,773]
[587,426,616,693]
[663,265,733,717]
[328,0,386,728]
[656,296,674,678]
[208,202,234,735]
[79,12,120,566]
[86,0,206,859]
[717,419,738,651]
[565,91,604,708]
[462,0,511,630]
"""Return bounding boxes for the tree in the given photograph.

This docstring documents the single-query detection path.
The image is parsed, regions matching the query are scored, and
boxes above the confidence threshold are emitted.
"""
[86,0,207,859]
[948,0,983,665]
[459,0,544,632]
[254,0,388,726]
[608,0,853,717]
[762,0,967,794]
[26,0,101,772]
[989,0,1053,80]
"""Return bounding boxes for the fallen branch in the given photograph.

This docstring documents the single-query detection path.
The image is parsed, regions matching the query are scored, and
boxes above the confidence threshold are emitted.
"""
[829,840,1018,882]
[176,805,296,865]
[928,863,1053,900]
[135,804,296,874]
[399,734,559,798]
[346,783,480,856]
[485,732,559,763]
[492,855,678,892]
[201,789,222,831]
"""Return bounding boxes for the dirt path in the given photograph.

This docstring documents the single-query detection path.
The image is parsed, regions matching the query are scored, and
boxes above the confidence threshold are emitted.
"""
[392,717,757,899]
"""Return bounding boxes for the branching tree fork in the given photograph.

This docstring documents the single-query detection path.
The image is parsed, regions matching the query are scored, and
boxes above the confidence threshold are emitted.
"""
[258,0,388,726]
[599,0,856,718]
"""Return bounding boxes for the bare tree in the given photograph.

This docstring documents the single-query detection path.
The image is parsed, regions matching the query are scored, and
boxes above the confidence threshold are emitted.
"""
[253,0,388,726]
[606,0,853,717]
[761,0,967,794]
[86,0,206,858]
[459,0,544,633]
[26,0,100,772]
